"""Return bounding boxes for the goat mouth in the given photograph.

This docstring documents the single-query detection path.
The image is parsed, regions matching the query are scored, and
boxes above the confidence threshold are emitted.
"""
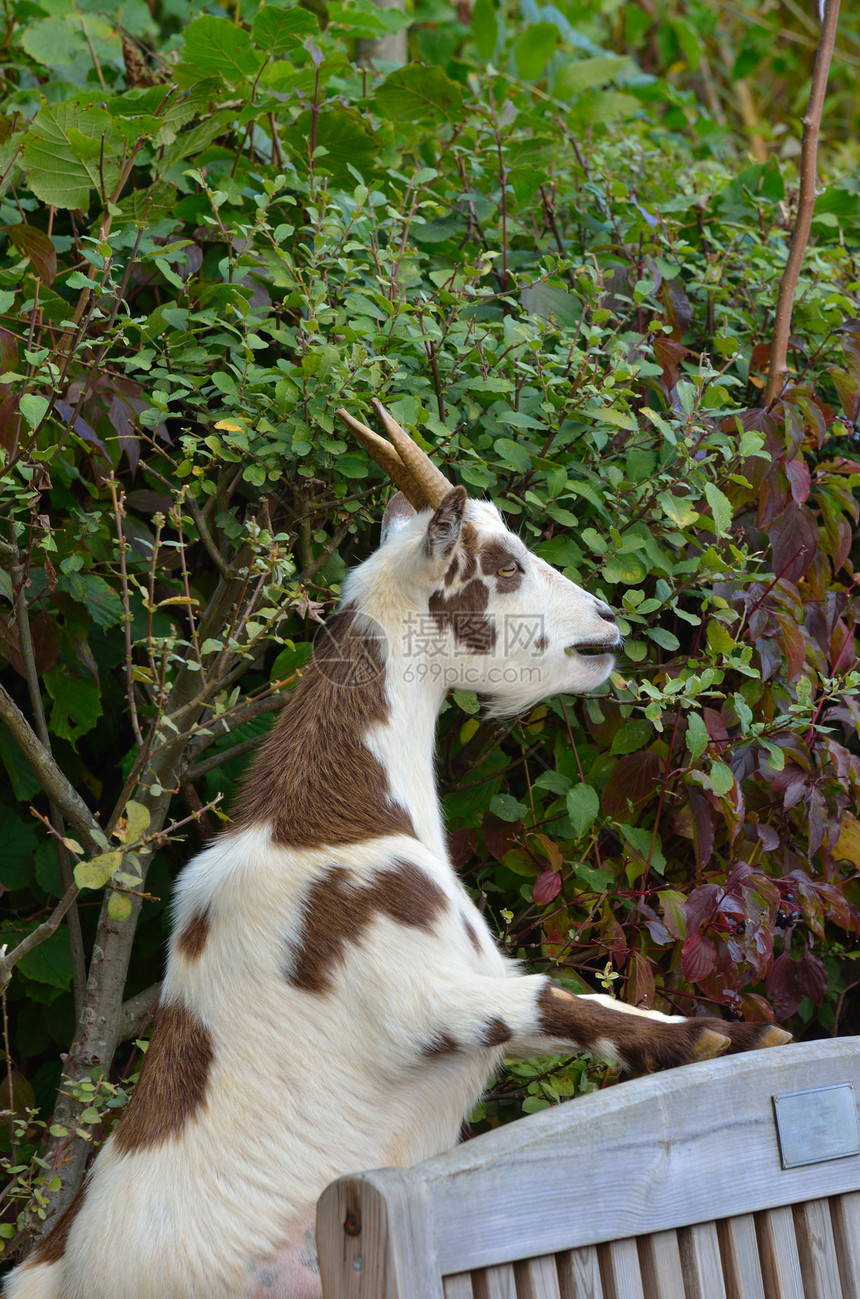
[565,639,622,658]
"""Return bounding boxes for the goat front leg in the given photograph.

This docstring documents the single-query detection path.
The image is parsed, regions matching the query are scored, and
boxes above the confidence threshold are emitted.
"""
[433,973,791,1075]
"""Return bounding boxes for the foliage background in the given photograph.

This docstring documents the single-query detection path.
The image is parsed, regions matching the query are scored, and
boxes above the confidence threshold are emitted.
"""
[1,0,860,1261]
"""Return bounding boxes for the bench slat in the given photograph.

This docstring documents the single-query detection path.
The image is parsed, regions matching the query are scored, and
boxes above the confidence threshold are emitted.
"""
[636,1229,685,1299]
[444,1275,475,1299]
[793,1199,843,1299]
[556,1246,604,1299]
[717,1213,766,1299]
[679,1221,727,1299]
[473,1263,518,1299]
[831,1191,860,1299]
[756,1205,804,1299]
[599,1238,645,1299]
[514,1255,562,1299]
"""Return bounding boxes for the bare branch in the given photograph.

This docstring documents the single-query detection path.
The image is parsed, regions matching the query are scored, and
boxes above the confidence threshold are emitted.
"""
[295,521,351,584]
[765,0,842,404]
[0,885,80,994]
[118,982,162,1041]
[0,684,104,855]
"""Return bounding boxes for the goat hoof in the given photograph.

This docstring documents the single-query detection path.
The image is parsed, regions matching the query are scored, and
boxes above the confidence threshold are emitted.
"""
[760,1026,793,1048]
[694,1028,731,1060]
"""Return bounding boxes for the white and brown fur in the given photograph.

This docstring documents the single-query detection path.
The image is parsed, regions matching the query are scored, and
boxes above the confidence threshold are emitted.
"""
[6,486,788,1299]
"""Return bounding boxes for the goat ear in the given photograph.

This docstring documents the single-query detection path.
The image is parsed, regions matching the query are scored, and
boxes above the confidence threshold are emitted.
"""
[425,486,467,563]
[381,491,417,543]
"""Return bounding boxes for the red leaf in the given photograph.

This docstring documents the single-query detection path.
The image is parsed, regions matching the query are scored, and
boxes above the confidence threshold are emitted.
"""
[785,457,810,504]
[767,503,819,585]
[482,812,517,862]
[765,952,802,1019]
[601,751,661,821]
[533,869,562,906]
[775,614,807,681]
[689,789,715,868]
[685,883,719,932]
[702,708,729,748]
[682,931,716,983]
[8,223,57,286]
[794,948,827,1004]
[626,950,656,1008]
[447,828,477,871]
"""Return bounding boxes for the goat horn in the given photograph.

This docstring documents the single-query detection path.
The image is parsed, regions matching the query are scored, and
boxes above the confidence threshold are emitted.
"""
[336,401,453,510]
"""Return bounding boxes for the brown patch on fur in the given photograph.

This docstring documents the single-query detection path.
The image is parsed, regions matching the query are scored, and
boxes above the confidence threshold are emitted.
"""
[234,607,416,847]
[429,579,496,654]
[176,908,211,961]
[462,913,483,955]
[290,861,448,994]
[459,523,479,581]
[113,1002,214,1154]
[480,1016,513,1047]
[535,634,548,653]
[480,539,524,592]
[443,554,460,587]
[422,1031,459,1057]
[26,1177,89,1267]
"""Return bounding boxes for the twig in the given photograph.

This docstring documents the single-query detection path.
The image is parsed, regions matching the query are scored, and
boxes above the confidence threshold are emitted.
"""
[0,884,80,994]
[0,684,103,854]
[765,0,842,404]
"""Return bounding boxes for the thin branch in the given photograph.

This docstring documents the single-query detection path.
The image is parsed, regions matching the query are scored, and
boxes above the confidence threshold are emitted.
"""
[295,521,351,584]
[118,982,162,1042]
[0,684,104,854]
[0,884,79,994]
[765,0,842,404]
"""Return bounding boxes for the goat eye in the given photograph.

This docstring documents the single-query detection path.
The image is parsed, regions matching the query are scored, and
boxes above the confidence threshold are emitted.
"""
[497,563,519,578]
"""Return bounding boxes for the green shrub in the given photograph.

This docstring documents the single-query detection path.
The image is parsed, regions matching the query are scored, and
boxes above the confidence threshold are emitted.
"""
[1,0,859,1256]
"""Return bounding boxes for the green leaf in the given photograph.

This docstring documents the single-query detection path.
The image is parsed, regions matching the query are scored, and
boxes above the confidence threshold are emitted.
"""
[603,552,647,584]
[658,491,699,527]
[375,65,464,124]
[710,761,735,796]
[20,15,89,68]
[490,794,528,822]
[252,6,318,52]
[566,783,599,839]
[610,719,652,755]
[108,891,132,922]
[123,800,150,844]
[494,437,532,473]
[22,103,121,209]
[44,666,102,741]
[686,712,708,762]
[75,850,122,890]
[181,15,263,83]
[703,482,732,537]
[617,822,665,875]
[555,55,631,98]
[18,394,50,431]
[328,0,410,35]
[647,627,680,651]
[0,820,40,891]
[514,23,559,79]
[471,0,499,60]
[1,926,73,989]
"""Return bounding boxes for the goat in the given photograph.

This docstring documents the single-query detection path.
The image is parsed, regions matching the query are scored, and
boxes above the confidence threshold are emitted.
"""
[5,401,790,1299]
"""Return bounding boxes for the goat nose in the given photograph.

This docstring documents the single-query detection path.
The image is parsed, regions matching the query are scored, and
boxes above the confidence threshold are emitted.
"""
[595,599,616,623]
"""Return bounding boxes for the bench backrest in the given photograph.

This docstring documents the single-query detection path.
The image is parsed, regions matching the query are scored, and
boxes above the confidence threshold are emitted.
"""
[317,1038,860,1298]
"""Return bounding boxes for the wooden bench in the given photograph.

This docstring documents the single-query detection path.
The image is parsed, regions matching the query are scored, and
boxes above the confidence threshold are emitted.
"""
[317,1038,860,1298]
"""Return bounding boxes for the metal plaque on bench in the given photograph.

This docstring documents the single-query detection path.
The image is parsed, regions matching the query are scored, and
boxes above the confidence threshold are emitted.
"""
[772,1082,860,1169]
